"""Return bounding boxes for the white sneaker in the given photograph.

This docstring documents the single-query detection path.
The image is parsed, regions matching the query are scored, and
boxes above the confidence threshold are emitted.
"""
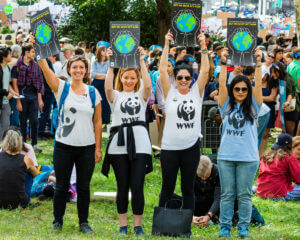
[33,145,42,153]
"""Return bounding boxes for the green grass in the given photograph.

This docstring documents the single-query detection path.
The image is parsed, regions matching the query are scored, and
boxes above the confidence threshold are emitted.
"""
[0,132,299,240]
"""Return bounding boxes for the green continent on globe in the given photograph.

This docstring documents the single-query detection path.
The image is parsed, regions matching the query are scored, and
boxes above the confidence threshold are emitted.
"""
[232,32,252,51]
[176,13,196,33]
[36,24,51,44]
[115,34,135,54]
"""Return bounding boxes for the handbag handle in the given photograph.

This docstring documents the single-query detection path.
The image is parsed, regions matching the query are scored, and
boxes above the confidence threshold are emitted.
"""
[164,199,183,209]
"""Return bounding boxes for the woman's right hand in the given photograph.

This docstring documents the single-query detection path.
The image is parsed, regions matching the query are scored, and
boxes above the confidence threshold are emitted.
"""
[17,100,23,112]
[165,30,174,45]
[221,48,229,63]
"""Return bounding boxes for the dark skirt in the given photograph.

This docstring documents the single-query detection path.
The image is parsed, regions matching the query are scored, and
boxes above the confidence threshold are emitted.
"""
[92,79,111,124]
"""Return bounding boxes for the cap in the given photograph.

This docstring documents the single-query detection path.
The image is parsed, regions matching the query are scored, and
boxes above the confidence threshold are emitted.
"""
[271,133,292,150]
[59,37,72,43]
[97,41,110,48]
[61,44,75,52]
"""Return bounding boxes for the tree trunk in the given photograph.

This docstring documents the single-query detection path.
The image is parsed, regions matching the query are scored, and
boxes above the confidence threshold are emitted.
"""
[156,0,171,46]
[294,0,300,46]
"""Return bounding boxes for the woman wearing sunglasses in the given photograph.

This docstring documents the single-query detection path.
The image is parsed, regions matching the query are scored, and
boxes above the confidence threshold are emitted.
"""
[158,30,209,213]
[29,35,102,234]
[217,48,263,238]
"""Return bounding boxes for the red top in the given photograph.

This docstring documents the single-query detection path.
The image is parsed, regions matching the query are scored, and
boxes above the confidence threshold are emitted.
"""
[257,154,300,198]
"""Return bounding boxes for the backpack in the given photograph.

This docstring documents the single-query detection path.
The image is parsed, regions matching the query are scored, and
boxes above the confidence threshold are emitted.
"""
[52,82,96,145]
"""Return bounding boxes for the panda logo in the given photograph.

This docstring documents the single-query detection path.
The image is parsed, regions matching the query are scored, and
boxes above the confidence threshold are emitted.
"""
[228,111,246,129]
[120,97,141,115]
[177,100,195,121]
[57,107,77,138]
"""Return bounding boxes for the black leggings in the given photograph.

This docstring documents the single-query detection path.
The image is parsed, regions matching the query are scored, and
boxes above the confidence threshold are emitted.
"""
[53,142,95,225]
[159,139,200,211]
[110,154,148,215]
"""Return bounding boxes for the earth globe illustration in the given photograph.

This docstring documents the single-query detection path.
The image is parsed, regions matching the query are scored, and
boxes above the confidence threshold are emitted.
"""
[232,32,253,51]
[115,34,135,54]
[176,13,196,33]
[36,24,51,44]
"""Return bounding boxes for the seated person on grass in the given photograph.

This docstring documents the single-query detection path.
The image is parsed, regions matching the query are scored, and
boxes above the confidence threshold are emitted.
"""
[257,133,300,201]
[0,128,38,209]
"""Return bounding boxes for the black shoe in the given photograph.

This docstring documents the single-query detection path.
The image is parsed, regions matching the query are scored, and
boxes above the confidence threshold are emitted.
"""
[79,223,93,234]
[52,222,62,232]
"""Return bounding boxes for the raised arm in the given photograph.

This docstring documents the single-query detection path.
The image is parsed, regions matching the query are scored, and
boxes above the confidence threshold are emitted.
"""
[104,48,115,104]
[139,47,152,101]
[253,49,263,105]
[197,33,210,97]
[28,35,60,93]
[218,48,229,107]
[160,30,173,99]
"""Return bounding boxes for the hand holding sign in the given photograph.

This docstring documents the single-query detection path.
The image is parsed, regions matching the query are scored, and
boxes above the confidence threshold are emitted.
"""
[165,30,174,46]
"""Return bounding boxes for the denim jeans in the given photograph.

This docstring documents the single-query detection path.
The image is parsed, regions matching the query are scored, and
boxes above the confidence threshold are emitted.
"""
[25,170,33,204]
[257,112,270,148]
[218,160,259,229]
[9,98,19,126]
[38,90,55,135]
[0,103,11,139]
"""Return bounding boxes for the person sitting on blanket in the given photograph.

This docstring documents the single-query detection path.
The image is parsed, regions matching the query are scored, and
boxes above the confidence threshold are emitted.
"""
[0,128,38,209]
[257,133,300,201]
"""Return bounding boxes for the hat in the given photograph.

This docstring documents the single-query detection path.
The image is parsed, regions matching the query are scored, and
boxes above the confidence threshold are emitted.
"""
[208,106,219,119]
[59,37,71,43]
[271,133,292,150]
[97,41,110,48]
[61,44,75,52]
[186,57,195,63]
[150,45,163,51]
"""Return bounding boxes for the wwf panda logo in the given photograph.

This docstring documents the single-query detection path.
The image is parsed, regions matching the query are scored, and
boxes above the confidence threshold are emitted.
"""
[120,97,141,115]
[177,100,195,121]
[57,107,77,138]
[228,111,246,129]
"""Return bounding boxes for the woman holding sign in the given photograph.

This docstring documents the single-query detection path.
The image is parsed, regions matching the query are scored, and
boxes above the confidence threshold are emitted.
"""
[158,31,209,212]
[29,35,103,234]
[217,48,262,238]
[102,47,152,235]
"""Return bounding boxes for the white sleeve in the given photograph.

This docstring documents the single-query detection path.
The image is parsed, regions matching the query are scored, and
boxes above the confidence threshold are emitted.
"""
[94,88,102,106]
[109,90,119,112]
[55,80,66,105]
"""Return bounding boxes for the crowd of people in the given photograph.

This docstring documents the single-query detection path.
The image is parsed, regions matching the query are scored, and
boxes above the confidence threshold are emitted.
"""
[0,24,299,238]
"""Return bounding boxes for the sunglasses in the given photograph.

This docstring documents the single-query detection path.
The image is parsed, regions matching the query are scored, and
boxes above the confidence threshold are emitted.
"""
[267,54,275,59]
[234,87,248,92]
[176,75,192,81]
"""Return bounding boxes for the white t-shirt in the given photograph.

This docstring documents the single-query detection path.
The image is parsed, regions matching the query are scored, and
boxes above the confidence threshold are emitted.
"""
[262,64,271,78]
[55,80,101,146]
[161,84,203,150]
[59,61,72,82]
[108,90,152,155]
[2,65,11,104]
[53,61,63,75]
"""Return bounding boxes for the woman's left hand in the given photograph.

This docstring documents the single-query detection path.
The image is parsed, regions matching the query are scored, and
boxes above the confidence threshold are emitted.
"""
[138,47,145,61]
[95,148,102,163]
[197,33,206,49]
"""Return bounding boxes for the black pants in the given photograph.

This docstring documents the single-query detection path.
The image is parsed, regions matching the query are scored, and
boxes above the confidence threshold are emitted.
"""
[159,139,200,211]
[110,154,148,215]
[19,98,38,145]
[53,142,95,224]
[38,90,55,135]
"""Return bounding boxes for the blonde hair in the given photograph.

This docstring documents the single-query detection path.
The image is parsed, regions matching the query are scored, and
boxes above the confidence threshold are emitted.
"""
[197,155,213,177]
[1,130,23,153]
[115,68,141,92]
[292,136,300,149]
[262,147,292,163]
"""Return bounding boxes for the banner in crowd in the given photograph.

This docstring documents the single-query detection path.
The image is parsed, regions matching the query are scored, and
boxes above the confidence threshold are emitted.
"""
[227,18,258,66]
[110,21,140,69]
[170,0,202,47]
[0,33,15,44]
[30,7,60,60]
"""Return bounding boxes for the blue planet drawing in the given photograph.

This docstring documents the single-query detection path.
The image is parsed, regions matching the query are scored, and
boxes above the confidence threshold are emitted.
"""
[176,13,196,33]
[36,24,52,44]
[115,34,135,54]
[232,32,253,51]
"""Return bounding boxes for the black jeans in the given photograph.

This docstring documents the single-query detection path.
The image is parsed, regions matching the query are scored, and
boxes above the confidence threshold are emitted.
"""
[19,98,38,145]
[159,139,200,211]
[110,154,148,215]
[38,90,55,135]
[53,142,95,225]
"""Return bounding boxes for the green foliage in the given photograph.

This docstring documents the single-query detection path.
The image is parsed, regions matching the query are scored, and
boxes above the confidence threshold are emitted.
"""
[16,0,39,6]
[58,0,158,47]
[0,26,14,34]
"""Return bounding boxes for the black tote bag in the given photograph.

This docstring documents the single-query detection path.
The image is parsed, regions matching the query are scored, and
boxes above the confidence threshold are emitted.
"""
[152,200,193,237]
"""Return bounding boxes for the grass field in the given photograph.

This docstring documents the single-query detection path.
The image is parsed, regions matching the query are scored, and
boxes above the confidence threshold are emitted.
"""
[0,132,299,240]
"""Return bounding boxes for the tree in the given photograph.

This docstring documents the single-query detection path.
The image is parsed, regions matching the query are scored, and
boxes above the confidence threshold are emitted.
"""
[156,0,171,46]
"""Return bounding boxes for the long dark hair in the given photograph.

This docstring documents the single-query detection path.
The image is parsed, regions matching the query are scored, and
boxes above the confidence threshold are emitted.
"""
[228,75,254,124]
[270,62,293,82]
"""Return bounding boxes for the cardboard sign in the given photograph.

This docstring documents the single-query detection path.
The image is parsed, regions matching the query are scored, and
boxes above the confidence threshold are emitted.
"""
[227,18,258,66]
[170,0,202,47]
[110,21,140,69]
[217,12,235,27]
[258,29,267,42]
[0,10,7,23]
[30,8,61,60]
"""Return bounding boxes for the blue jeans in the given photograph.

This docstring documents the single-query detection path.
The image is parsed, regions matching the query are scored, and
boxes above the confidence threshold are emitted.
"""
[38,90,55,135]
[25,171,34,204]
[9,98,19,126]
[218,160,259,229]
[257,112,270,148]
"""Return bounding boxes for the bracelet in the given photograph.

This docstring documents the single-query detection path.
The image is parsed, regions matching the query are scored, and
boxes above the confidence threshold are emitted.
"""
[221,61,227,66]
[205,213,211,219]
[256,64,262,68]
[201,48,208,54]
